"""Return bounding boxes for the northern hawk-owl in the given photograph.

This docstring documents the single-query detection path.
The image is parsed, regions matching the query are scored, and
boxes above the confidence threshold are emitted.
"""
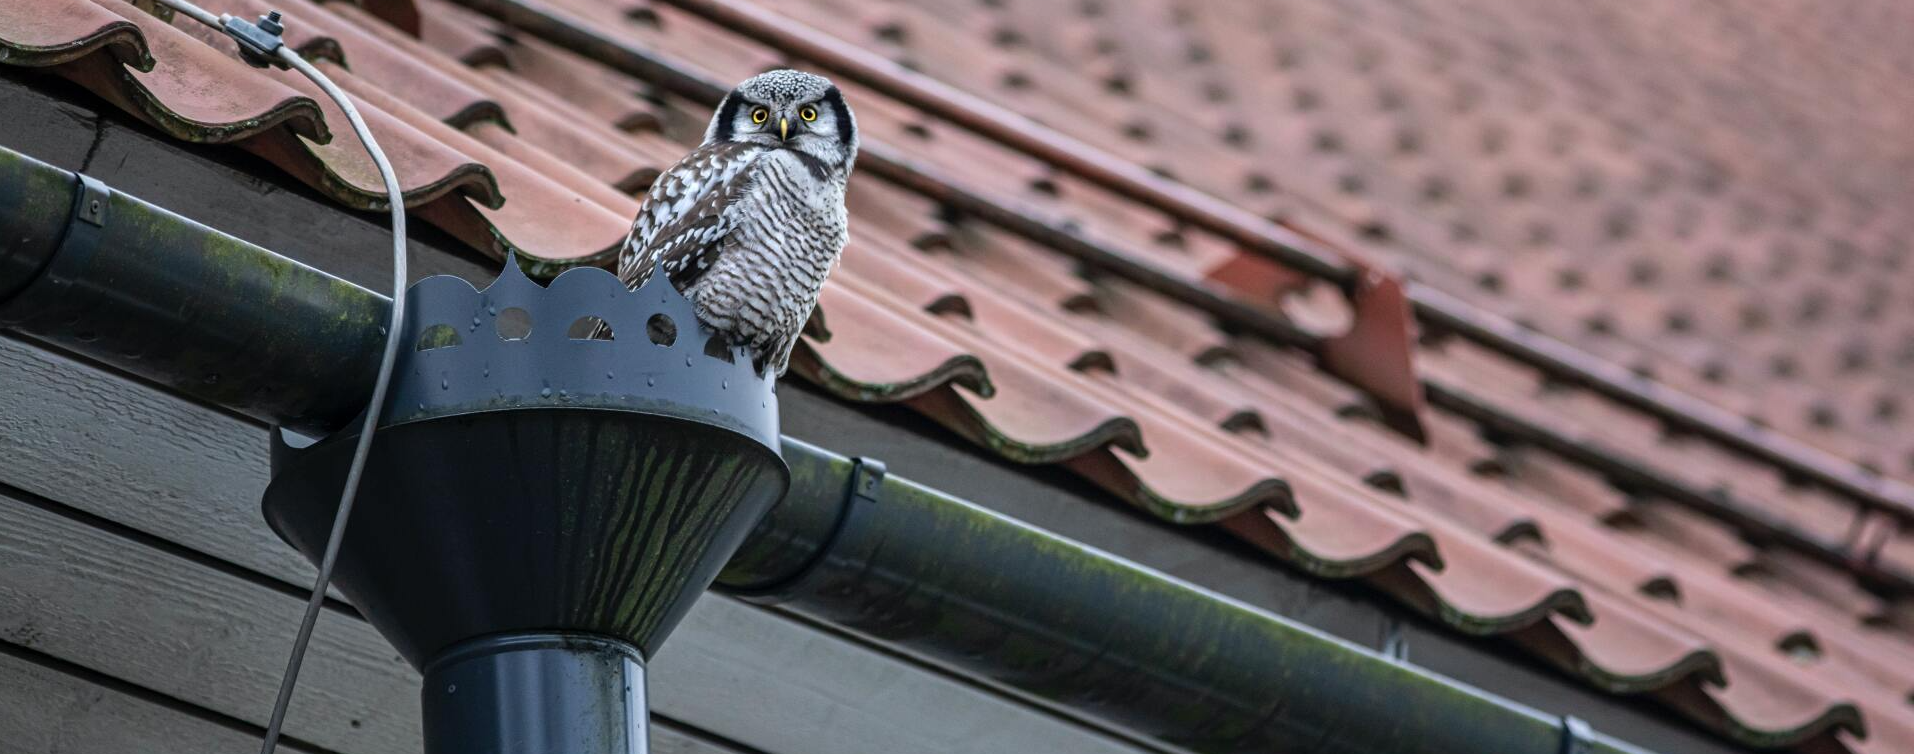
[611,69,858,377]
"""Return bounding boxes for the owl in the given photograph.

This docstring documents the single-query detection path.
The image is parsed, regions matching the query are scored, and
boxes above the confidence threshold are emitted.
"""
[611,69,858,377]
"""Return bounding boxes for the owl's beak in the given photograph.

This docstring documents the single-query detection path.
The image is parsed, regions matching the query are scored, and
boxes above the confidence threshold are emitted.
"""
[779,117,789,140]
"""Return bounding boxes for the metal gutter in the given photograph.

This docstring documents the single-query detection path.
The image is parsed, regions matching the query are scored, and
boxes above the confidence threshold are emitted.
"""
[0,147,1662,754]
[446,0,1914,588]
[0,148,66,304]
[637,0,1914,540]
[735,445,1648,754]
[0,147,386,437]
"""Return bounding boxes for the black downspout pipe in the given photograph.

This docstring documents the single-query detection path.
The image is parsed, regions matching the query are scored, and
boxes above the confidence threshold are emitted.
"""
[423,634,649,754]
[0,148,1656,754]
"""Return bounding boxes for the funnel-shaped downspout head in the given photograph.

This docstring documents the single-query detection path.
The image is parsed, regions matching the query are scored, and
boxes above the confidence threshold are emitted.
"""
[261,260,787,753]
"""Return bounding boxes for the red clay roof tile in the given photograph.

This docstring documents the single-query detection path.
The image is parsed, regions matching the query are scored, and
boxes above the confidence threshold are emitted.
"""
[0,0,150,70]
[1220,491,1439,579]
[829,272,1143,464]
[219,0,504,128]
[794,278,991,404]
[324,2,662,193]
[64,1,326,143]
[415,0,505,66]
[315,58,628,263]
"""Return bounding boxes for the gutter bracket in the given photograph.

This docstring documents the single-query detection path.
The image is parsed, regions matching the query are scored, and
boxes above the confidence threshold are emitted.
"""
[850,456,887,508]
[223,11,290,69]
[1559,715,1593,754]
[74,173,110,227]
[0,172,110,326]
[725,455,885,606]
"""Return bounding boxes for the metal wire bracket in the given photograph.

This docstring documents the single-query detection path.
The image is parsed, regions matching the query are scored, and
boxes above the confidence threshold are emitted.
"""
[74,173,109,227]
[849,456,887,508]
[723,455,885,606]
[224,11,288,69]
[3,173,112,324]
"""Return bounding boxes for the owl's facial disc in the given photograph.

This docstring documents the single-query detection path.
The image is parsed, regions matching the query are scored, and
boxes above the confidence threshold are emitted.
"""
[705,70,859,169]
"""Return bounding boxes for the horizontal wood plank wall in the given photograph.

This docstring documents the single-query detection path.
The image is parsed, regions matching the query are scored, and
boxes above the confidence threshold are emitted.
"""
[0,648,749,754]
[0,653,274,754]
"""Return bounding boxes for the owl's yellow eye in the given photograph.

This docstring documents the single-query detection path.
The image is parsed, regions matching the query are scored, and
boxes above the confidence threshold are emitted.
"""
[751,107,769,124]
[800,105,819,122]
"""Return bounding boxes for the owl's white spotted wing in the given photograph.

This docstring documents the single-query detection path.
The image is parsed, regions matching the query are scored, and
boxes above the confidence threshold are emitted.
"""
[616,140,765,291]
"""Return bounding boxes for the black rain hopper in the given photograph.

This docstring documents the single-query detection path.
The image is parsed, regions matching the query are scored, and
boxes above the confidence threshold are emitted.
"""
[263,258,789,753]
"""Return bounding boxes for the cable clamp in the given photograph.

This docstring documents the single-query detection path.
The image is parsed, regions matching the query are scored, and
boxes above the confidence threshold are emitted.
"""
[224,10,288,69]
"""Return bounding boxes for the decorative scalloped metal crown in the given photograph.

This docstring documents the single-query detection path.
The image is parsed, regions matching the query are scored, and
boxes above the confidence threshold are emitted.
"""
[384,255,779,452]
[263,254,791,667]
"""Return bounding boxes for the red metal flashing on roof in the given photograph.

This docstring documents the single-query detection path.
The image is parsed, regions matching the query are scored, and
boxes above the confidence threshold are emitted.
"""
[1322,266,1427,441]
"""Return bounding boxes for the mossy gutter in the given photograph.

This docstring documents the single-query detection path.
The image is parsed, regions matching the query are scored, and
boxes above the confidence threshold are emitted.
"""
[725,443,1655,754]
[0,147,386,436]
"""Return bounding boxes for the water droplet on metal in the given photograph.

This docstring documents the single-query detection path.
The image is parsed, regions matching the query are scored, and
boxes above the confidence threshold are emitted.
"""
[685,356,693,367]
[646,376,655,387]
[606,371,615,379]
[540,387,553,398]
[486,305,496,315]
[203,373,220,385]
[558,389,569,399]
[441,379,449,390]
[721,380,728,390]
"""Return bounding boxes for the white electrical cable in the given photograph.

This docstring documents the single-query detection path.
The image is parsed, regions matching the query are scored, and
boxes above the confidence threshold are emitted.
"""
[162,0,222,29]
[150,3,410,754]
[252,45,409,754]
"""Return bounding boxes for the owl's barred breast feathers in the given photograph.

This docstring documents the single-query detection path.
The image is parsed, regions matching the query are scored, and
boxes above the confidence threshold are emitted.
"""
[609,69,858,377]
